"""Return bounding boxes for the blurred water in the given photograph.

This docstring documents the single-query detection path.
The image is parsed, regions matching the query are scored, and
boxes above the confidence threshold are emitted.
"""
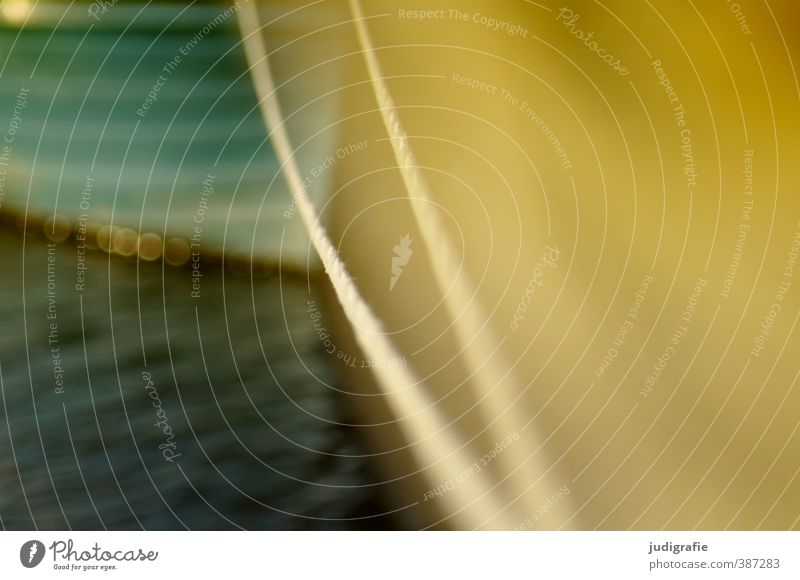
[0,2,330,263]
[0,229,384,530]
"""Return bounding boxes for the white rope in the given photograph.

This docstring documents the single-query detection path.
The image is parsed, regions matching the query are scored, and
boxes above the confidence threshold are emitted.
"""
[236,1,516,529]
[347,0,573,526]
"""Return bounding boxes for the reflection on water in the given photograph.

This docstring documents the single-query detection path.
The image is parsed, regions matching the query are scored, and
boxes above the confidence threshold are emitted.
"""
[0,229,388,529]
